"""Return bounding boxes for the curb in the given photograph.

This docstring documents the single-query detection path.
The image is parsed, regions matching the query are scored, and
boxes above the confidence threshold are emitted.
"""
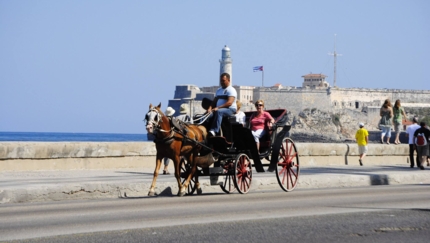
[1,171,428,204]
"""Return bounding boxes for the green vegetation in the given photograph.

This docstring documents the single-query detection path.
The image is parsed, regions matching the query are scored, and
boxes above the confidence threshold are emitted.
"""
[331,114,341,126]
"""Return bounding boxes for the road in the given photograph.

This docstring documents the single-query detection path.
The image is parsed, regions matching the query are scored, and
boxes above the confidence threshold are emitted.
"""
[1,185,429,242]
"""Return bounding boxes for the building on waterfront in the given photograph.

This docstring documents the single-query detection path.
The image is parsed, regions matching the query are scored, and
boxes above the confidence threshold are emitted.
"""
[167,46,430,126]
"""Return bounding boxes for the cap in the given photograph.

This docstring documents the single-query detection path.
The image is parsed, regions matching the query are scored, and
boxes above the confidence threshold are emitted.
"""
[165,107,175,117]
[179,104,189,114]
[359,122,364,127]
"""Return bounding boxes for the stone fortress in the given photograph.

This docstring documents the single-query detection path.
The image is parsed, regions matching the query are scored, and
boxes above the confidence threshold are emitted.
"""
[168,46,430,142]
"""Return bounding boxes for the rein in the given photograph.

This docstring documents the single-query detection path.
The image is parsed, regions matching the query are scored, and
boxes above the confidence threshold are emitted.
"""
[193,112,211,125]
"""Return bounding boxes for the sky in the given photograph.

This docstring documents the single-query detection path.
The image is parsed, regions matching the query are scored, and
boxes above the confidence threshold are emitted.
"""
[1,0,429,134]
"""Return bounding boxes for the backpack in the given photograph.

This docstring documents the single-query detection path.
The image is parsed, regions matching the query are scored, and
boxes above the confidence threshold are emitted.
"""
[415,133,427,146]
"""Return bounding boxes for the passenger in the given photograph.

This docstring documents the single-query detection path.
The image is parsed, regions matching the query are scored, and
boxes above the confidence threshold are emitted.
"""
[235,100,246,125]
[379,99,393,144]
[249,100,275,152]
[393,99,407,144]
[406,117,420,168]
[162,106,175,175]
[413,122,430,170]
[355,122,368,166]
[176,104,192,123]
[207,73,237,137]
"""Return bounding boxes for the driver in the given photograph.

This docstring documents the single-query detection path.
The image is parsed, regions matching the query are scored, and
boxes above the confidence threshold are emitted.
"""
[207,73,237,137]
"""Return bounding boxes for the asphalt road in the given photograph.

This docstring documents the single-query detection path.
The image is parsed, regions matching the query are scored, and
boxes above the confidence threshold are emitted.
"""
[1,185,429,242]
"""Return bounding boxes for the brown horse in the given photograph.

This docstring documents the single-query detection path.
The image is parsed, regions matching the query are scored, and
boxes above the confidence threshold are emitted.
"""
[145,103,208,196]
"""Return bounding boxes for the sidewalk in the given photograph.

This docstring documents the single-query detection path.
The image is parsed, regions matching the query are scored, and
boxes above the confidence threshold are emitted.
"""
[1,165,429,204]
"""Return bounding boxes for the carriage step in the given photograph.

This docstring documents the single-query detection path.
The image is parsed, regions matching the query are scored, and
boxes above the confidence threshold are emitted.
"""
[210,175,222,186]
[209,167,223,174]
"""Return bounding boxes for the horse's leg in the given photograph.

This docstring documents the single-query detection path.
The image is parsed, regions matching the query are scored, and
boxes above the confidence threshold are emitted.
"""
[174,155,185,196]
[180,152,198,197]
[196,174,202,195]
[148,154,163,196]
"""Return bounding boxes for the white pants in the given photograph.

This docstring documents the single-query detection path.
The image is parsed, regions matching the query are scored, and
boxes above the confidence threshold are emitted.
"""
[251,129,266,143]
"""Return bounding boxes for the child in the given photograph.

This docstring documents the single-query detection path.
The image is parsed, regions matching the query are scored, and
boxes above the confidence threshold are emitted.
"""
[355,122,369,166]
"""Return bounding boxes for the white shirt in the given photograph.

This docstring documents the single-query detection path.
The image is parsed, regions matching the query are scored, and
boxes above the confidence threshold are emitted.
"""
[235,111,246,125]
[215,85,237,110]
[406,124,420,144]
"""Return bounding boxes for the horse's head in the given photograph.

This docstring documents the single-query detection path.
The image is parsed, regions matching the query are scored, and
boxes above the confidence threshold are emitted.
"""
[144,103,164,134]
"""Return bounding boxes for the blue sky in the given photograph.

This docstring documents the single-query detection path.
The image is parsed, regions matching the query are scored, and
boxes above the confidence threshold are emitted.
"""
[1,0,428,134]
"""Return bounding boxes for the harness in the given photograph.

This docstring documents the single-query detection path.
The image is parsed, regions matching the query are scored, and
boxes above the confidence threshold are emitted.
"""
[146,108,195,147]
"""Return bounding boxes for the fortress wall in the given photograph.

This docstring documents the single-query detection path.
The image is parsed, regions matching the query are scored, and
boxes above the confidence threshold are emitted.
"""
[330,89,389,110]
[301,90,332,112]
[255,89,332,114]
[330,88,430,110]
[255,89,303,114]
[0,142,410,171]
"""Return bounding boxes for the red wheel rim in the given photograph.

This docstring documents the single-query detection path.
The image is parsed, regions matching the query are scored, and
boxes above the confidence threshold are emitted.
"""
[277,138,299,192]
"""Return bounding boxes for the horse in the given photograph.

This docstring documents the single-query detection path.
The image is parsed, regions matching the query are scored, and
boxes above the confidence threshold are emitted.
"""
[144,103,208,196]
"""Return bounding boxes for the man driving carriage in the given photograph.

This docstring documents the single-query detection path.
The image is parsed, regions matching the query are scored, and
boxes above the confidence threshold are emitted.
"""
[206,73,237,137]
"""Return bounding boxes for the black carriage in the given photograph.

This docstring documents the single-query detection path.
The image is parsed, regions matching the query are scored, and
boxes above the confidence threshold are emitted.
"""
[180,109,300,195]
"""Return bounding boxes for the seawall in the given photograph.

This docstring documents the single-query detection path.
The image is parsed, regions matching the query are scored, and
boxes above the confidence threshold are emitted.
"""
[0,142,410,172]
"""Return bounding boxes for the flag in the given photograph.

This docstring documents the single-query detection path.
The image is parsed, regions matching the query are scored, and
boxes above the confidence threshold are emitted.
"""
[253,66,263,72]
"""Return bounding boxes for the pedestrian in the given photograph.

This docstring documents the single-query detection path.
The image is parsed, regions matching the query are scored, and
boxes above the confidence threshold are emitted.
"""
[162,106,175,175]
[355,122,368,166]
[425,124,430,166]
[235,100,246,125]
[176,104,192,123]
[393,99,407,144]
[379,99,393,144]
[413,122,430,170]
[406,117,420,168]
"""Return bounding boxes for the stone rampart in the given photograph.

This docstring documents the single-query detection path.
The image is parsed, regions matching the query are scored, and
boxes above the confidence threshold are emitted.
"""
[0,142,411,172]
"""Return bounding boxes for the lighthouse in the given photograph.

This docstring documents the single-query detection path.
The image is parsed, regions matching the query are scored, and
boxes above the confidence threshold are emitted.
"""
[219,45,232,84]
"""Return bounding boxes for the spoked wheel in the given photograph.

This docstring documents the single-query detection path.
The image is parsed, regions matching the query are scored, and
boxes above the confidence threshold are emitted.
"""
[220,160,236,194]
[233,153,252,194]
[276,137,300,192]
[180,158,196,195]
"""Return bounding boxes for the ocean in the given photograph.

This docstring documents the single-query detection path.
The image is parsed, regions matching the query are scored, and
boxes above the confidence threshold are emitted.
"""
[0,132,149,142]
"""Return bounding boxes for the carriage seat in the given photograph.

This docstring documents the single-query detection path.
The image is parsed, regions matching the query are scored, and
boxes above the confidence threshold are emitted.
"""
[244,109,288,152]
[258,124,273,150]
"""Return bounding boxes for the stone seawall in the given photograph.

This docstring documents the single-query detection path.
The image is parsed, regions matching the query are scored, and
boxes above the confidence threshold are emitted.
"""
[0,142,411,171]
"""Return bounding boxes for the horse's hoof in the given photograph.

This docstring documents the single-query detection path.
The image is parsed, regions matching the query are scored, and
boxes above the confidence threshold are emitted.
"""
[178,191,186,197]
[148,191,156,197]
[197,188,202,195]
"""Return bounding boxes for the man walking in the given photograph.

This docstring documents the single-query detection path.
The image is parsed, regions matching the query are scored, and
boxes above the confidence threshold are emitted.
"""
[355,122,368,166]
[406,117,420,168]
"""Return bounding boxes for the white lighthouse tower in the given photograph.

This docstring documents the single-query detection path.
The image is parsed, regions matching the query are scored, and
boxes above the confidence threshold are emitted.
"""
[219,45,232,84]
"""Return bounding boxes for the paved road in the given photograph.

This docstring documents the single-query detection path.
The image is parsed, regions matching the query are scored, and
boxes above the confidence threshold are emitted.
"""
[1,185,429,242]
[1,165,430,204]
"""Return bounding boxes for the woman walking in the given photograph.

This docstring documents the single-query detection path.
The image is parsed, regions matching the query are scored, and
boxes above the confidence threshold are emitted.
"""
[379,99,393,144]
[393,99,407,144]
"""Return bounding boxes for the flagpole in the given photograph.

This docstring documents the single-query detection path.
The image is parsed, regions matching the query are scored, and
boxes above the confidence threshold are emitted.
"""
[262,70,264,87]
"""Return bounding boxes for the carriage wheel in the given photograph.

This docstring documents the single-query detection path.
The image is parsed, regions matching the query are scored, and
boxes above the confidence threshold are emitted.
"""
[220,175,236,193]
[180,158,196,195]
[276,137,300,192]
[220,161,236,194]
[233,153,252,194]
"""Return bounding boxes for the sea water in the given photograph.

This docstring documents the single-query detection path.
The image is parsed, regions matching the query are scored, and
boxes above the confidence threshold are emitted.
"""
[0,131,148,142]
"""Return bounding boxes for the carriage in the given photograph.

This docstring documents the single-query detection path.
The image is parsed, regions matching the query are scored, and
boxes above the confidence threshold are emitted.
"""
[179,108,300,195]
[145,103,299,196]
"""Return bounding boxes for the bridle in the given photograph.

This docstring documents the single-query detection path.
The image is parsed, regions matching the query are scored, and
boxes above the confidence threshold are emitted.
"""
[145,107,174,135]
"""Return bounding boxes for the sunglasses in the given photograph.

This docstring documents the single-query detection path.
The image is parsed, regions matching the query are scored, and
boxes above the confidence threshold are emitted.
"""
[256,104,263,107]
